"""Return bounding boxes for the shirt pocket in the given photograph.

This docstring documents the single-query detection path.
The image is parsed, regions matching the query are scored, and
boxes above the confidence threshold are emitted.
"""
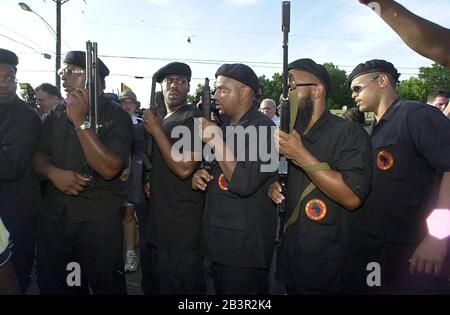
[209,192,246,231]
[295,236,343,291]
[373,134,403,180]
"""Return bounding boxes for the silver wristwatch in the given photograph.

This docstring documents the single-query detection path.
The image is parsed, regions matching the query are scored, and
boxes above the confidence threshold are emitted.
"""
[75,121,91,131]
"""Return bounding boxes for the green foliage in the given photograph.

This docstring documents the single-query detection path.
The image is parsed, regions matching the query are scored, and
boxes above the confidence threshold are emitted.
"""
[323,63,353,110]
[418,63,450,92]
[259,73,283,103]
[396,77,428,103]
[187,83,204,104]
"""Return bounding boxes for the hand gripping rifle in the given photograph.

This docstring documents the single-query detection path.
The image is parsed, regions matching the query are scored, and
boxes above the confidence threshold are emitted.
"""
[275,1,291,243]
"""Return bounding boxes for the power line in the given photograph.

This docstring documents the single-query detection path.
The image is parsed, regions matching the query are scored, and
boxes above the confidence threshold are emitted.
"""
[0,23,45,52]
[0,33,50,58]
[68,21,402,45]
[99,54,423,71]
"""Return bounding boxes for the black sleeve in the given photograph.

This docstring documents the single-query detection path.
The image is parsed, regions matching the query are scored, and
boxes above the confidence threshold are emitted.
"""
[408,105,450,174]
[102,108,134,165]
[0,108,42,181]
[332,121,373,202]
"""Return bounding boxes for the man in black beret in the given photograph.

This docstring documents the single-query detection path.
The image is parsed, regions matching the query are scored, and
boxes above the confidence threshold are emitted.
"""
[192,63,277,294]
[0,48,42,293]
[348,59,450,294]
[139,62,206,294]
[32,50,133,294]
[268,58,373,293]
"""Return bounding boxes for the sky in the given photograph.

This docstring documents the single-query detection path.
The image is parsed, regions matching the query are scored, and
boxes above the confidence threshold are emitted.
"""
[1,0,449,107]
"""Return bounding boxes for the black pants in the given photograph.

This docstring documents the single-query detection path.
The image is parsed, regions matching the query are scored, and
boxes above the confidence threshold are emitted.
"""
[2,216,36,294]
[212,263,269,295]
[37,214,126,295]
[145,244,206,295]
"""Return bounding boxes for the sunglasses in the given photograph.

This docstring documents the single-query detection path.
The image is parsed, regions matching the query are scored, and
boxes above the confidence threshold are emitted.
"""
[351,75,380,93]
[291,82,317,89]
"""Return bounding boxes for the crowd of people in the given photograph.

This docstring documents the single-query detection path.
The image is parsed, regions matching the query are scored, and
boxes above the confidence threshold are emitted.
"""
[1,0,449,295]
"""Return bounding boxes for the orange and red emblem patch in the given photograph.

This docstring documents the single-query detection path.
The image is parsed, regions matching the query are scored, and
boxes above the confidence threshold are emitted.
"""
[376,150,394,171]
[305,199,327,221]
[218,173,229,191]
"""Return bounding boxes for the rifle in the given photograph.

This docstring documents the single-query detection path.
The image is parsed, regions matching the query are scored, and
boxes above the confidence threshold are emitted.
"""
[85,41,100,134]
[275,1,291,243]
[199,78,215,173]
[141,75,158,196]
[81,41,101,182]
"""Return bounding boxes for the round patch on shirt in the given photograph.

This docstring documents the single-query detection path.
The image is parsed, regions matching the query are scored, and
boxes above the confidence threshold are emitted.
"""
[218,173,229,191]
[305,199,327,221]
[376,150,394,171]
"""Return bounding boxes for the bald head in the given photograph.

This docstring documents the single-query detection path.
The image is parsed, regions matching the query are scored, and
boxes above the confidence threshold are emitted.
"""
[260,98,277,119]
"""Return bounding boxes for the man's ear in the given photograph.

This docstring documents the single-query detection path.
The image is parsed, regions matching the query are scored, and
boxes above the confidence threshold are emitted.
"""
[378,74,390,89]
[240,85,252,100]
[312,84,325,100]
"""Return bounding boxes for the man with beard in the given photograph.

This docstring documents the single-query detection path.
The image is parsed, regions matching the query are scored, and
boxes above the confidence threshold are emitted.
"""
[141,62,205,295]
[268,58,372,294]
[192,63,277,295]
[0,48,42,294]
[348,59,450,294]
[32,51,133,294]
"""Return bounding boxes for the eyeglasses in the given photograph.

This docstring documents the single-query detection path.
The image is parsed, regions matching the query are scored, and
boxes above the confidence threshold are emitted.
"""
[291,82,317,89]
[162,77,188,86]
[351,75,380,93]
[57,68,85,77]
[0,75,17,84]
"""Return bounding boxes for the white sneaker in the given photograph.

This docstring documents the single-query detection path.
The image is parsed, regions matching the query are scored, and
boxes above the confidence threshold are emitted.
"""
[124,250,138,273]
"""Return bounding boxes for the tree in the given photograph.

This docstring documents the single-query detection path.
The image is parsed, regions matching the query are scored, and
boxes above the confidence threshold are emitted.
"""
[187,83,204,104]
[259,73,283,104]
[396,77,428,103]
[418,63,450,92]
[323,63,353,110]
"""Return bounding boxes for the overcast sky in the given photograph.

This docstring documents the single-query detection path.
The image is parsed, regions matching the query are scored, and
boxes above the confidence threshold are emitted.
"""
[1,0,449,106]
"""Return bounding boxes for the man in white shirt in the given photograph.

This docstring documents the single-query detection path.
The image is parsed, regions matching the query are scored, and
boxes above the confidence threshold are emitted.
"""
[259,98,280,127]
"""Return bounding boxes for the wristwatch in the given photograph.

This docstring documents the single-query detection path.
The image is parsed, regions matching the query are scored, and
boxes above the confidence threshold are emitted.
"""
[75,121,91,131]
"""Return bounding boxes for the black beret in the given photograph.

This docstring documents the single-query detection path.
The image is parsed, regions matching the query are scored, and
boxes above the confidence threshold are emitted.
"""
[288,58,331,95]
[0,48,18,69]
[348,59,400,86]
[215,63,259,93]
[154,62,191,83]
[63,51,110,77]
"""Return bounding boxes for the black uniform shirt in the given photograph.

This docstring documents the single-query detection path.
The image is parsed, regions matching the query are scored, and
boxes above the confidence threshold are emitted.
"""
[0,96,42,220]
[202,108,277,269]
[277,109,372,292]
[147,104,204,250]
[362,98,450,248]
[36,96,133,223]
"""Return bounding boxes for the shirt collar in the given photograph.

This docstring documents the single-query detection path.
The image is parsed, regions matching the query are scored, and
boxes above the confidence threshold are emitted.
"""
[375,97,402,125]
[229,107,256,127]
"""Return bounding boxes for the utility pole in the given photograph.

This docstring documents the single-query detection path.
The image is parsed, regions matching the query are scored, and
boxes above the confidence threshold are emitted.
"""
[56,0,62,90]
[54,0,70,90]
